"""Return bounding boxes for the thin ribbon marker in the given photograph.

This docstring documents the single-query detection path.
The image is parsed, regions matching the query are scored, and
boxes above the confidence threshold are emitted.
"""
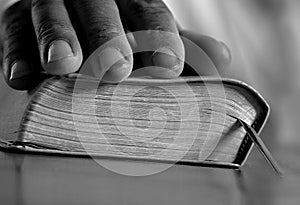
[234,116,284,175]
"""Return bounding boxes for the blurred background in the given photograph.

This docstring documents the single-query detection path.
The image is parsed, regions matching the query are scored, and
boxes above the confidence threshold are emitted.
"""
[165,0,300,148]
[1,1,300,204]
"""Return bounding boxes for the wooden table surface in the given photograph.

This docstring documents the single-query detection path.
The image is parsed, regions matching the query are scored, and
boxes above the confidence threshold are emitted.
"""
[1,120,300,205]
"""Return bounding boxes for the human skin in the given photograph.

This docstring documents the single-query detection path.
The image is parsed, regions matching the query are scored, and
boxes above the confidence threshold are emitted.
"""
[0,0,231,90]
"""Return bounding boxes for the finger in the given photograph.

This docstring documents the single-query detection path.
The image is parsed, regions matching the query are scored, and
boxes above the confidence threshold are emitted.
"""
[31,0,82,75]
[1,2,40,90]
[117,0,184,79]
[69,0,133,83]
[180,30,231,75]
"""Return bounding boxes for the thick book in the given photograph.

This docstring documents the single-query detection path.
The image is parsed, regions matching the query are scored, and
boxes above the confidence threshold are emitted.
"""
[0,75,269,169]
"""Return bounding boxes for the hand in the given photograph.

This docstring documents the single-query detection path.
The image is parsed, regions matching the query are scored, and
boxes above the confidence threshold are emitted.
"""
[0,0,231,90]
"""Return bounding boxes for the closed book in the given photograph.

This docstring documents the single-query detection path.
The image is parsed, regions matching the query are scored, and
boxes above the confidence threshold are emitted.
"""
[0,75,269,169]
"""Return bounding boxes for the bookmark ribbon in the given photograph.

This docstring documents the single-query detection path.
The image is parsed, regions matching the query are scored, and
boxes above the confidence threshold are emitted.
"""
[234,117,284,175]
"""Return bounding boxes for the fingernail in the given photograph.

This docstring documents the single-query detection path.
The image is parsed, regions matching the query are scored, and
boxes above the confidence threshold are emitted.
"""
[9,61,31,81]
[48,40,74,63]
[219,41,232,63]
[98,48,130,75]
[152,48,181,70]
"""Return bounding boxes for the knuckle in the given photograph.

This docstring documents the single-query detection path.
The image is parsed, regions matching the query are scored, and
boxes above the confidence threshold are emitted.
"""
[70,0,125,52]
[2,3,27,33]
[31,0,60,9]
[3,34,28,65]
[31,0,46,8]
[125,0,175,31]
[127,0,148,14]
[3,42,22,69]
[3,22,23,42]
[126,0,169,16]
[36,20,74,45]
[31,0,74,44]
[73,0,117,11]
[86,24,123,51]
[2,1,28,22]
[1,9,32,63]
